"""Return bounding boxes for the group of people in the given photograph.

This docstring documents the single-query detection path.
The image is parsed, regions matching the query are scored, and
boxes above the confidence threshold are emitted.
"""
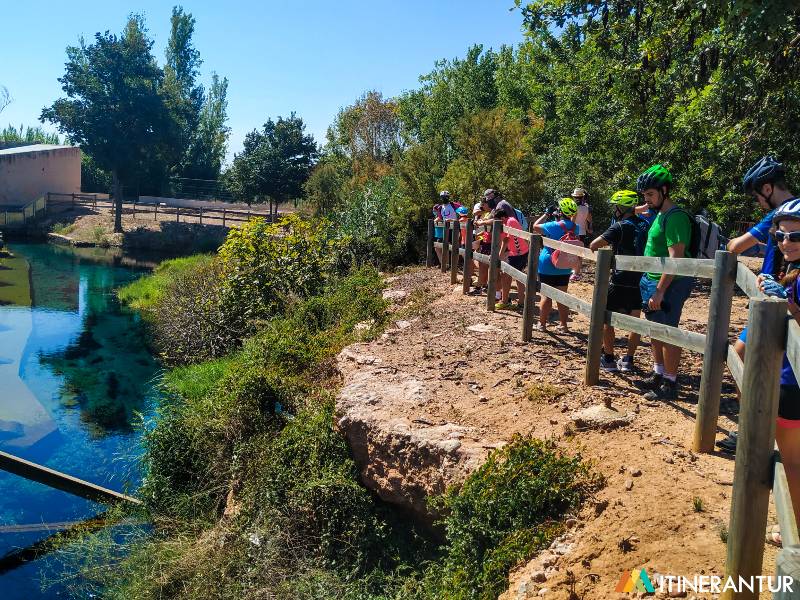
[433,156,800,527]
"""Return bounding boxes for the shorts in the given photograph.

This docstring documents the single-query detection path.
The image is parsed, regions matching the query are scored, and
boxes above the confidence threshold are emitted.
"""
[639,275,695,328]
[434,225,444,241]
[778,385,800,425]
[606,283,641,314]
[540,272,571,287]
[479,242,491,255]
[507,253,528,270]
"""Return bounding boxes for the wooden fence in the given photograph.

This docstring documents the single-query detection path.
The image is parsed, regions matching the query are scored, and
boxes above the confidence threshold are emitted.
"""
[46,192,277,226]
[429,217,800,599]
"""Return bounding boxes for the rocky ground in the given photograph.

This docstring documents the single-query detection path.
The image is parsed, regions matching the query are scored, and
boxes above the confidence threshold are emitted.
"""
[335,263,777,599]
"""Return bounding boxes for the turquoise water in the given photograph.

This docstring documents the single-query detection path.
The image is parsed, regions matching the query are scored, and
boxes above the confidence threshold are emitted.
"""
[0,243,160,598]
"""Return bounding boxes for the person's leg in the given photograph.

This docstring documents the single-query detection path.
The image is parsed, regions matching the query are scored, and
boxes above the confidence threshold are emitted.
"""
[539,296,552,328]
[556,285,569,329]
[501,273,512,303]
[776,425,800,526]
[603,325,616,355]
[626,312,641,358]
[663,343,682,379]
[477,262,488,287]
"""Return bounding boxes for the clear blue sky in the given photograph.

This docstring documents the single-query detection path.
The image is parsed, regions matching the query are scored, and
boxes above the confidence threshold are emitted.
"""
[2,1,525,164]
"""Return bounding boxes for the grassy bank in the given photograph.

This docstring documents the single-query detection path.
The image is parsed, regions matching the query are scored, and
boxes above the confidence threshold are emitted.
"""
[68,220,599,599]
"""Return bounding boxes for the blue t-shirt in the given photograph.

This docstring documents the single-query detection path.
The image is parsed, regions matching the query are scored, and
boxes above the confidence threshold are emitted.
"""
[538,220,577,276]
[748,209,778,275]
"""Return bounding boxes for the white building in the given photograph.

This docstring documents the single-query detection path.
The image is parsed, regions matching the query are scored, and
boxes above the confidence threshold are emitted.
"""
[0,144,81,207]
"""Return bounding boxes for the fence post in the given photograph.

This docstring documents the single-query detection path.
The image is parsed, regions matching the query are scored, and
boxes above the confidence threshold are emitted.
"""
[154,203,158,221]
[199,207,203,225]
[222,208,226,228]
[722,298,787,600]
[426,219,435,267]
[486,220,502,311]
[450,220,460,285]
[176,207,180,223]
[774,546,800,600]
[441,221,450,273]
[132,199,136,219]
[462,219,474,294]
[71,193,75,210]
[522,235,542,341]
[584,248,613,385]
[694,250,738,453]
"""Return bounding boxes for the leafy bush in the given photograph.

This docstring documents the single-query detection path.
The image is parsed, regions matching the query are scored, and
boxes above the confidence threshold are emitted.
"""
[118,254,214,312]
[421,436,600,599]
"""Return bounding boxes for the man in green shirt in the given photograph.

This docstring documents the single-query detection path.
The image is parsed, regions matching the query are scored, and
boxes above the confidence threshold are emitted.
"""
[637,164,695,401]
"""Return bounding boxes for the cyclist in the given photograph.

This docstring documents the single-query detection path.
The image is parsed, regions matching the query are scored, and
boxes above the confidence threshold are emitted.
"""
[637,165,695,401]
[589,190,649,372]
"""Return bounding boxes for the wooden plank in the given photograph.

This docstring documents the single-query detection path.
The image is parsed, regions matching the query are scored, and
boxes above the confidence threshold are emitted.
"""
[502,224,533,242]
[723,299,787,600]
[736,261,766,299]
[500,260,527,285]
[473,252,490,266]
[539,282,592,317]
[774,456,800,547]
[775,546,800,600]
[540,236,597,261]
[695,251,738,453]
[614,254,716,278]
[787,320,800,380]
[726,345,744,389]
[0,451,141,506]
[585,248,613,385]
[606,311,706,354]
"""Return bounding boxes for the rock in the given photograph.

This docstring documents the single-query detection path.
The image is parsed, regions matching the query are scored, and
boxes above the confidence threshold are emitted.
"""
[625,479,634,491]
[338,348,381,365]
[629,468,642,477]
[566,518,578,529]
[531,571,547,583]
[571,404,635,431]
[538,587,549,596]
[395,320,414,330]
[549,418,558,425]
[382,289,408,302]
[467,323,503,334]
[668,589,687,598]
[664,456,674,464]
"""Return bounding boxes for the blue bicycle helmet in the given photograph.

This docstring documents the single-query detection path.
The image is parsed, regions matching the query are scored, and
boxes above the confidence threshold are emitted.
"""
[773,198,800,224]
[743,156,785,193]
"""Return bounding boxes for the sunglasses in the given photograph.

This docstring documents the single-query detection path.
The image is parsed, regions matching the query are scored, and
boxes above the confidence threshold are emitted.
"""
[774,230,800,243]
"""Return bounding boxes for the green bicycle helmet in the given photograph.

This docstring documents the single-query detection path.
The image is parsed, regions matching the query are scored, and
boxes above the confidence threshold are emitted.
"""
[636,164,673,192]
[558,197,579,217]
[610,190,639,208]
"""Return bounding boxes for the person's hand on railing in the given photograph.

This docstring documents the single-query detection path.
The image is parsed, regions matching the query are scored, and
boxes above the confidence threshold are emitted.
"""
[757,274,788,299]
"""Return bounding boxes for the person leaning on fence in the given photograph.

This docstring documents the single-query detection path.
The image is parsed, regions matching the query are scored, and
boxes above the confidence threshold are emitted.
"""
[468,200,493,295]
[493,205,530,311]
[636,164,696,401]
[717,156,798,453]
[748,199,800,526]
[433,190,457,265]
[533,197,581,333]
[589,190,649,373]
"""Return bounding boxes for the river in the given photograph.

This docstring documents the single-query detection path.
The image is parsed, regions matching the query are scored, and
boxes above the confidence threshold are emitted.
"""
[0,242,160,598]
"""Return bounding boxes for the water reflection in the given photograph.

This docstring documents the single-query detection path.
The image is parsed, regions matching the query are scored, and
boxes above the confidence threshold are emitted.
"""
[0,242,160,599]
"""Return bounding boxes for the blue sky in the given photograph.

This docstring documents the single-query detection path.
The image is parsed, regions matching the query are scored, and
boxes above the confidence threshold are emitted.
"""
[2,1,525,164]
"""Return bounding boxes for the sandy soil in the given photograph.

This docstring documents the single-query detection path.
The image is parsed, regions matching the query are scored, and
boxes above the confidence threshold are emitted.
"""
[355,264,777,599]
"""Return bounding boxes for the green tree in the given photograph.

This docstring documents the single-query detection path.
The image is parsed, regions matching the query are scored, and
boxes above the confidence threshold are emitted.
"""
[182,73,230,180]
[1,124,60,145]
[227,113,318,205]
[439,107,544,212]
[42,15,180,232]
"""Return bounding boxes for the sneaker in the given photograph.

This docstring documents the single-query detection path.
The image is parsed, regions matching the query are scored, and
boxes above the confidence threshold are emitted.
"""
[638,372,663,391]
[467,286,485,296]
[716,432,738,454]
[642,379,678,401]
[600,355,618,372]
[570,273,581,282]
[617,356,635,373]
[533,323,547,332]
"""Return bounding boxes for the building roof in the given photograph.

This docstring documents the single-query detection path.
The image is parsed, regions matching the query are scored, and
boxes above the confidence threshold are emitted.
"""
[0,144,77,156]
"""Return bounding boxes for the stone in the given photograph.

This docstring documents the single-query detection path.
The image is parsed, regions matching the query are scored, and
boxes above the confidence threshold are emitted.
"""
[382,289,408,302]
[625,479,634,491]
[467,323,503,334]
[338,348,381,365]
[566,518,578,529]
[395,320,414,330]
[538,588,549,596]
[629,468,642,477]
[664,456,674,464]
[571,404,635,431]
[531,571,547,583]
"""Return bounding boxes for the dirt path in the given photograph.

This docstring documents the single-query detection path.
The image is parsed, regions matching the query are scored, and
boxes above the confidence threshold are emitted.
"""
[340,265,777,599]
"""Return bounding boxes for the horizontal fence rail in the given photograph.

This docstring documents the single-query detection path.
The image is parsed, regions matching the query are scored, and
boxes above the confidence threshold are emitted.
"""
[427,216,800,594]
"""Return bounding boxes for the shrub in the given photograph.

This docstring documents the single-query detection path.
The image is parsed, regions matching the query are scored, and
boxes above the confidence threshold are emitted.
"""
[118,254,214,313]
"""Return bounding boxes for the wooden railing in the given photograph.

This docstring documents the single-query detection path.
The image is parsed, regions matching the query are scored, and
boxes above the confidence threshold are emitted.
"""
[0,196,47,228]
[46,192,277,226]
[428,217,800,599]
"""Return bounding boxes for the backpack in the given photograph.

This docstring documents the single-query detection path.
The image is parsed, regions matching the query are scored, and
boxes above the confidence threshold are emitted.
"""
[514,208,529,231]
[550,221,584,270]
[664,206,704,258]
[621,217,651,257]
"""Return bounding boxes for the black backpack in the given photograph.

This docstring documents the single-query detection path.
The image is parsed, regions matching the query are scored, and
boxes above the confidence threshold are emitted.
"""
[621,216,651,257]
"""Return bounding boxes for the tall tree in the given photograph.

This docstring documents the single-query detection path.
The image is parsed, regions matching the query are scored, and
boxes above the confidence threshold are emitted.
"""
[183,73,230,180]
[42,15,179,232]
[0,86,10,115]
[227,114,318,206]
